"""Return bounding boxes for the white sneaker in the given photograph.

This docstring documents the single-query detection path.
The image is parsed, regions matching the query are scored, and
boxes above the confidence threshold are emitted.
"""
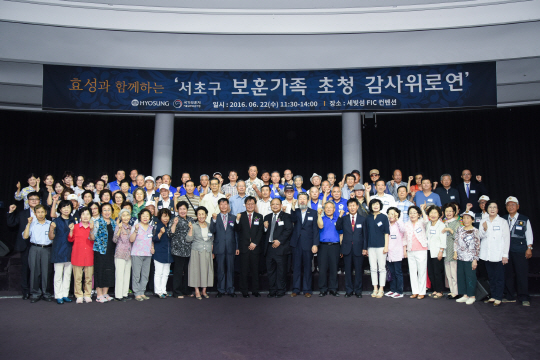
[456,296,468,303]
[384,291,394,297]
[392,293,403,298]
[466,297,476,305]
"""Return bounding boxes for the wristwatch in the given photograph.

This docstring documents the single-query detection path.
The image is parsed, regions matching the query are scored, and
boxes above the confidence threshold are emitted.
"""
[528,245,533,250]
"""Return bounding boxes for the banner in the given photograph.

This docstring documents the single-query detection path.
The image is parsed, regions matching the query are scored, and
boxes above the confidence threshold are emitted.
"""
[42,62,496,112]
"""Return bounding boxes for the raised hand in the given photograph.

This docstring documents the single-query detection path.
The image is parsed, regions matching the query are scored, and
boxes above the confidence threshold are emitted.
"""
[174,217,179,225]
[420,202,426,211]
[264,221,269,229]
[174,191,181,199]
[390,180,395,187]
[68,223,74,231]
[466,203,473,211]
[9,204,16,213]
[252,184,257,190]
[160,227,166,234]
[188,222,193,230]
[135,223,140,231]
[212,213,218,220]
[89,220,94,230]
[52,194,59,201]
[482,221,488,231]
[317,207,323,216]
[16,181,21,191]
[365,184,372,193]
[226,193,232,199]
[50,222,57,229]
[408,176,413,182]
[281,205,287,212]
[236,213,242,221]
[27,217,33,224]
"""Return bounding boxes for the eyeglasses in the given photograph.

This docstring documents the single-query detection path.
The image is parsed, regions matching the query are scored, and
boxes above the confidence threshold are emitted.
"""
[370,174,379,177]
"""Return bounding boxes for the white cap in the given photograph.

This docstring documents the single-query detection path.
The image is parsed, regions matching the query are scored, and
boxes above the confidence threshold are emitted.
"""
[144,176,155,182]
[67,194,78,201]
[505,196,519,205]
[145,200,156,207]
[478,195,490,202]
[461,211,475,220]
[310,173,322,183]
[158,184,169,191]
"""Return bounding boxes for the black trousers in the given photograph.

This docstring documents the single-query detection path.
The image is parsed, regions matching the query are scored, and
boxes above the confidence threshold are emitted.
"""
[485,261,505,301]
[318,243,340,292]
[266,246,286,295]
[20,247,31,295]
[427,251,445,293]
[172,255,190,296]
[239,251,260,294]
[504,251,529,301]
[343,252,364,294]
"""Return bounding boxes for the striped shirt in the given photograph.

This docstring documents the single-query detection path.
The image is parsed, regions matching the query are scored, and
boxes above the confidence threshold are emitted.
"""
[179,194,200,220]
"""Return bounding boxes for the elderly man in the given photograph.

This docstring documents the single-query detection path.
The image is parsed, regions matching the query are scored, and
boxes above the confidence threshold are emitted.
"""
[178,173,201,196]
[308,187,323,211]
[502,196,534,306]
[281,185,297,214]
[310,173,323,194]
[368,169,382,196]
[386,169,408,201]
[293,175,307,199]
[457,169,488,213]
[108,169,125,193]
[413,178,441,207]
[161,174,176,197]
[434,173,460,206]
[366,180,396,214]
[177,180,200,220]
[221,170,240,197]
[468,195,490,229]
[352,184,370,217]
[327,173,337,187]
[144,176,156,202]
[199,178,227,222]
[326,186,348,218]
[341,173,356,200]
[229,180,248,216]
[281,169,294,186]
[128,169,139,192]
[245,165,264,199]
[269,171,284,201]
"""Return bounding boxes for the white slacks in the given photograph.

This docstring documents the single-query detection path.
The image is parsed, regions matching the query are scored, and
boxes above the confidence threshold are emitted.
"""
[54,262,72,299]
[444,261,458,296]
[368,247,386,287]
[114,257,131,299]
[407,250,427,295]
[154,260,171,295]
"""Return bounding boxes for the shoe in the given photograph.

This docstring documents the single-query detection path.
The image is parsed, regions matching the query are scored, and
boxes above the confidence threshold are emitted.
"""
[228,293,237,298]
[135,296,144,302]
[62,297,72,303]
[243,294,250,298]
[141,295,150,300]
[355,293,363,298]
[305,293,312,298]
[319,292,327,297]
[446,294,455,300]
[56,299,64,305]
[276,293,285,298]
[392,293,404,299]
[22,294,30,300]
[83,297,92,303]
[196,296,202,300]
[466,297,476,305]
[115,297,126,302]
[454,294,463,300]
[42,296,53,302]
[123,296,132,301]
[522,301,531,307]
[96,296,108,303]
[484,298,496,304]
[76,298,84,304]
[344,293,353,298]
[30,297,41,303]
[202,294,210,299]
[252,292,261,297]
[410,294,418,299]
[376,289,384,298]
[267,293,276,298]
[502,298,516,303]
[290,292,298,297]
[371,290,378,297]
[417,295,425,300]
[456,296,468,303]
[493,300,502,307]
[216,292,224,298]
[329,291,339,297]
[384,291,394,297]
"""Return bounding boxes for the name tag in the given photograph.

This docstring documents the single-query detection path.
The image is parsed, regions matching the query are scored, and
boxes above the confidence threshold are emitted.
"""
[208,233,212,237]
[465,235,473,241]
[158,206,163,209]
[243,204,245,207]
[470,190,476,194]
[391,235,397,239]
[430,230,436,234]
[415,228,422,233]
[356,224,362,228]
[476,219,481,222]
[147,234,153,238]
[339,204,344,209]
[229,222,234,227]
[308,217,313,221]
[493,226,500,231]
[383,201,389,205]
[450,196,455,200]
[193,206,198,210]
[427,198,433,202]
[45,231,49,235]
[516,226,523,231]
[278,221,284,226]
[377,221,382,227]
[254,221,259,225]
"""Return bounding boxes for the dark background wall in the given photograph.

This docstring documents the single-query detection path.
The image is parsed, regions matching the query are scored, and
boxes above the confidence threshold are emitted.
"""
[1,106,538,251]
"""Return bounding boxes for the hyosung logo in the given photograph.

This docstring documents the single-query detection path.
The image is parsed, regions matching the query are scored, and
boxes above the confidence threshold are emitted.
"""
[131,99,139,107]
[132,99,170,107]
[173,99,183,108]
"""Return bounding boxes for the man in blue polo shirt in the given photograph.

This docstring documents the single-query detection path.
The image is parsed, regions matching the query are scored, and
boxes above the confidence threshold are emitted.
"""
[229,181,248,215]
[317,202,343,296]
[327,186,348,218]
[269,171,284,200]
[177,173,201,196]
[413,178,441,207]
[309,187,322,210]
[108,169,125,193]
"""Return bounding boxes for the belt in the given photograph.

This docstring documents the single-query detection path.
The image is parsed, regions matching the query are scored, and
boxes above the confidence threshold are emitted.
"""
[320,242,339,245]
[31,243,52,248]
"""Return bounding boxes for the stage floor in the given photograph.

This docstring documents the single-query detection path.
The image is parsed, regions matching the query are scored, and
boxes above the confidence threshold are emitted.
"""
[2,293,539,360]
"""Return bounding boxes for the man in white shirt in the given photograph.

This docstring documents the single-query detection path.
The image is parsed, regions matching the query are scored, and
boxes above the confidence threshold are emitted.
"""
[256,185,272,218]
[245,165,264,199]
[156,184,175,215]
[365,179,396,214]
[281,185,297,214]
[199,178,226,222]
[144,176,156,202]
[341,173,356,200]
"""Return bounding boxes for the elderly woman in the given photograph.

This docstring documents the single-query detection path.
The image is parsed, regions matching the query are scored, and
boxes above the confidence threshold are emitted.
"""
[68,207,95,304]
[366,199,390,298]
[426,205,447,299]
[185,206,214,299]
[112,191,126,220]
[479,201,510,306]
[454,211,481,305]
[385,207,406,298]
[112,209,133,302]
[132,188,147,219]
[99,189,113,206]
[403,204,429,299]
[153,208,174,298]
[93,203,117,303]
[168,201,196,298]
[49,200,74,304]
[130,208,154,301]
[442,203,462,299]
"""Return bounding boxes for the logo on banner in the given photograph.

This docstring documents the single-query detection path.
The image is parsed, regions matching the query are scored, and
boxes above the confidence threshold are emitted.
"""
[132,100,170,107]
[173,99,183,108]
[131,99,139,107]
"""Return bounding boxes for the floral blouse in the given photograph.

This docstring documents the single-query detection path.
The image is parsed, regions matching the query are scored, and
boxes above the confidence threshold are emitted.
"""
[453,227,480,262]
[113,223,133,260]
[131,224,154,256]
[168,216,196,257]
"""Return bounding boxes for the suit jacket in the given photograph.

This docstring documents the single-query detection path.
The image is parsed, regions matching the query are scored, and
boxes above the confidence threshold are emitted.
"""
[290,208,320,250]
[457,181,488,213]
[264,211,293,256]
[7,208,32,252]
[336,214,368,256]
[235,211,264,254]
[209,212,238,255]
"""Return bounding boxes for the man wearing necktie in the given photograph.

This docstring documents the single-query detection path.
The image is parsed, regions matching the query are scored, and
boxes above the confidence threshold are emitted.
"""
[458,169,488,213]
[263,198,293,298]
[210,198,239,298]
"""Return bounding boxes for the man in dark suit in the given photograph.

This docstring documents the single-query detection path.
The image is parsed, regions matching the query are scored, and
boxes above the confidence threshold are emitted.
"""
[264,198,293,298]
[7,191,42,300]
[336,198,368,298]
[289,192,319,297]
[235,196,264,298]
[209,198,239,298]
[457,169,487,213]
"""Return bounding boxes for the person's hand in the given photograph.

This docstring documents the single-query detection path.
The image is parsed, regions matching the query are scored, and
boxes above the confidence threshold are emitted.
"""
[281,177,285,184]
[188,222,193,230]
[408,176,413,182]
[362,249,368,256]
[433,181,438,188]
[476,175,482,182]
[264,221,269,229]
[281,205,287,212]
[27,217,33,224]
[482,222,488,231]
[226,193,232,199]
[236,213,242,222]
[339,210,345,217]
[312,245,318,254]
[150,245,155,255]
[420,202,426,211]
[154,197,159,203]
[317,207,323,216]
[212,213,218,220]
[89,220,94,230]
[160,227,166,234]
[135,223,139,231]
[252,184,257,190]
[174,217,179,225]
[390,180,395,187]
[272,240,280,248]
[453,252,457,261]
[50,222,57,230]
[502,257,509,265]
[411,191,416,199]
[437,251,443,261]
[383,247,388,254]
[466,203,473,211]
[68,223,74,231]
[197,185,201,192]
[248,242,256,251]
[174,191,180,199]
[365,184,372,193]
[212,254,215,259]
[292,199,297,207]
[16,181,21,191]
[235,249,240,255]
[9,204,16,213]
[441,228,448,234]
[403,250,408,259]
[52,194,59,201]
[219,178,224,185]
[472,260,477,270]
[526,248,533,259]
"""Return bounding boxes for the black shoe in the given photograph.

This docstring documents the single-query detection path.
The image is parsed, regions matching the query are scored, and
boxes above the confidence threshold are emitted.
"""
[22,294,30,300]
[123,296,132,301]
[252,292,261,297]
[344,293,353,298]
[454,294,463,300]
[329,291,339,297]
[42,296,53,302]
[355,293,363,298]
[276,293,285,298]
[228,293,237,298]
[30,297,41,303]
[216,292,224,298]
[242,293,250,298]
[267,293,276,298]
[319,292,328,297]
[115,297,126,302]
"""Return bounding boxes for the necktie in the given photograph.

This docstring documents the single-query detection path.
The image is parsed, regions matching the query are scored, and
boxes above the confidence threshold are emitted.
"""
[222,214,227,230]
[466,183,470,198]
[352,215,355,231]
[248,213,252,228]
[269,214,277,242]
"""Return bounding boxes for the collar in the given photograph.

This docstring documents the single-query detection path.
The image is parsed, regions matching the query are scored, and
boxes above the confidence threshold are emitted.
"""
[509,212,519,220]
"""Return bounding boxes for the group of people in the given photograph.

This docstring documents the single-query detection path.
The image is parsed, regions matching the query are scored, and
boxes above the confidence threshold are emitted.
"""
[7,167,533,307]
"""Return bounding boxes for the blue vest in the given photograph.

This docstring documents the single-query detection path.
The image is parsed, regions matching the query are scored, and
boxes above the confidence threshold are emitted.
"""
[503,213,529,252]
